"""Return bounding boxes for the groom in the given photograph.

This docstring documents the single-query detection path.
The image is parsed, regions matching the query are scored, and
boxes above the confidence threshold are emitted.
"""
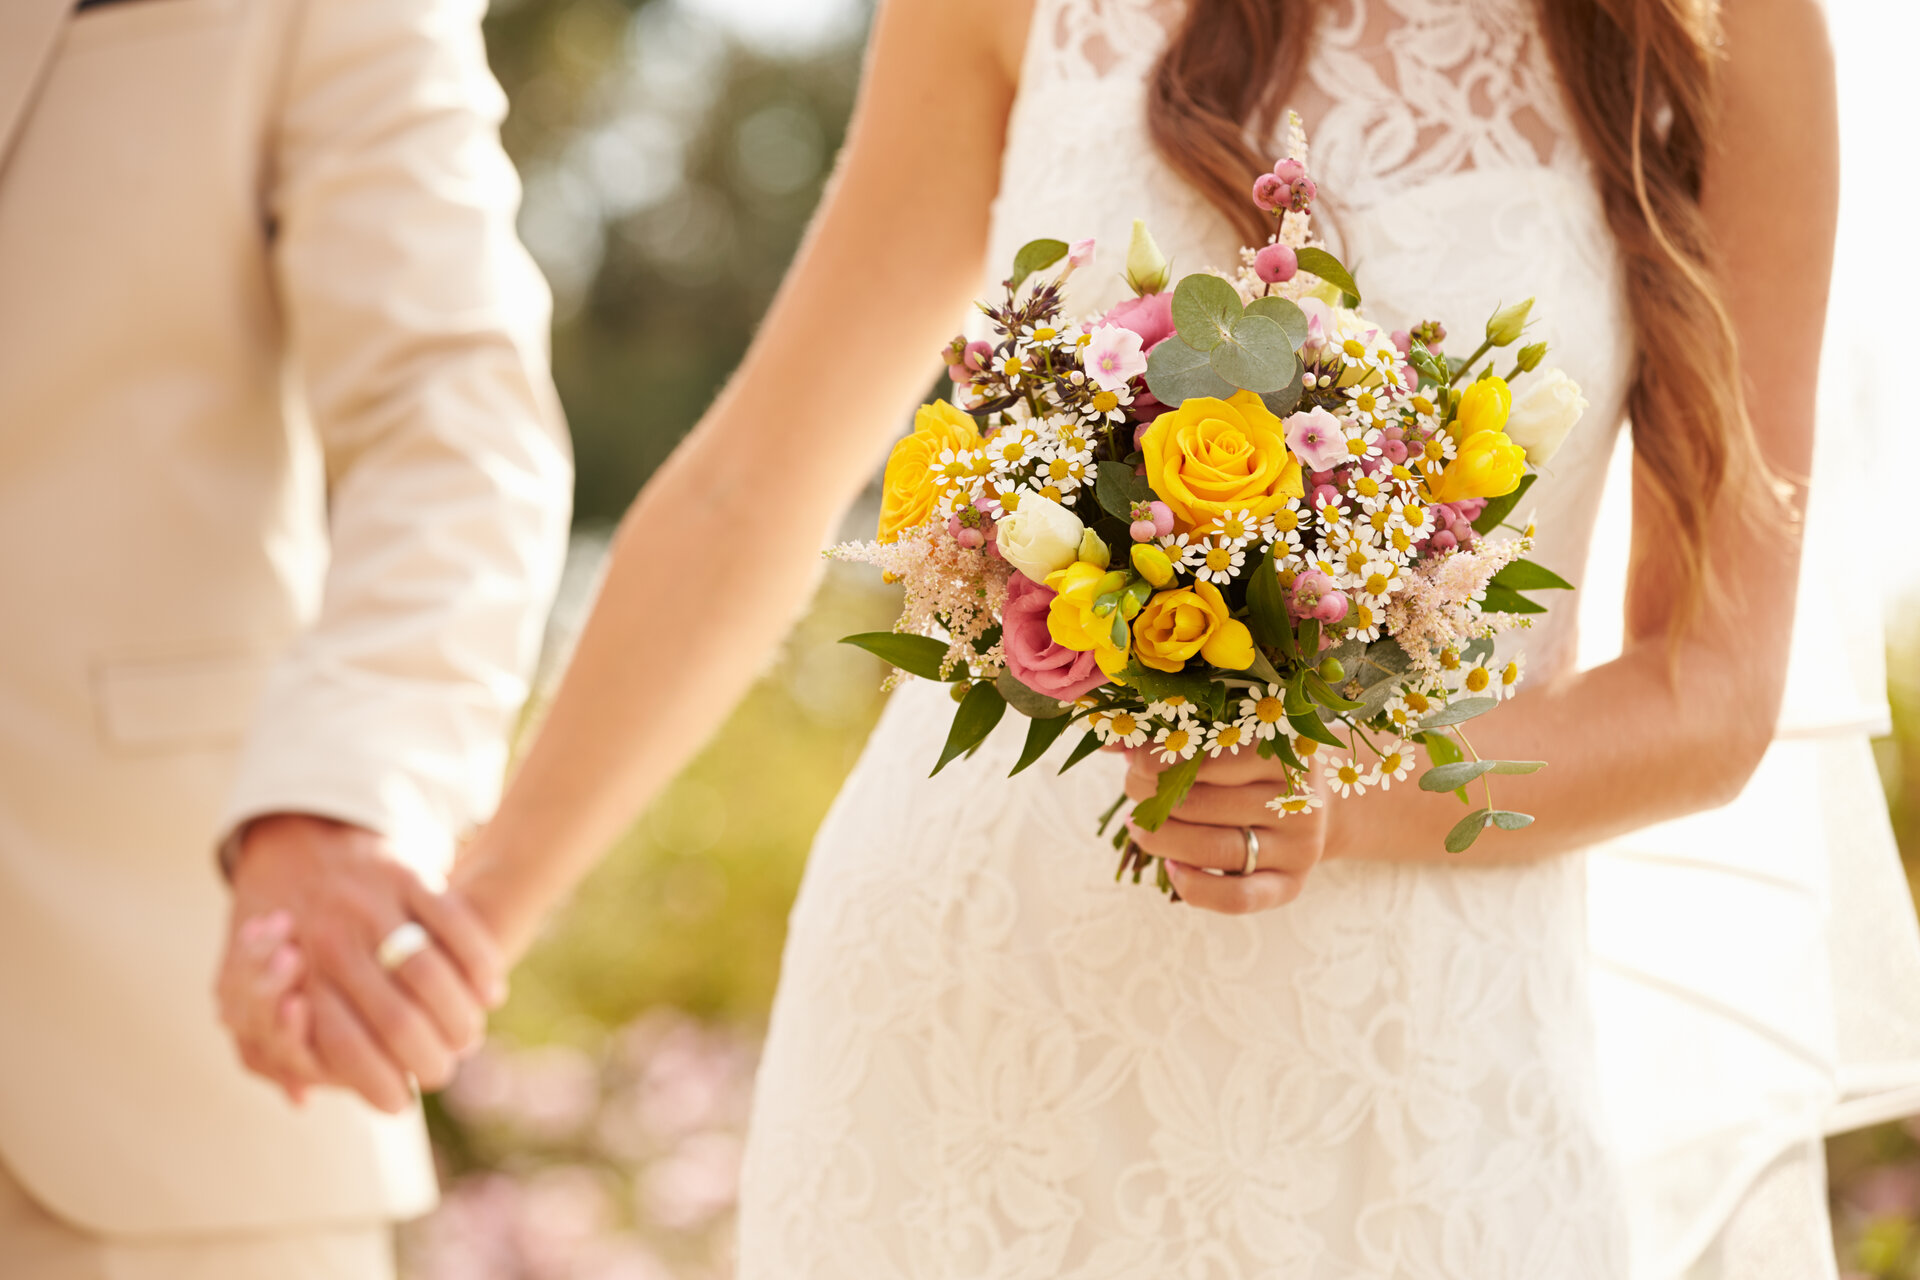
[0,0,568,1274]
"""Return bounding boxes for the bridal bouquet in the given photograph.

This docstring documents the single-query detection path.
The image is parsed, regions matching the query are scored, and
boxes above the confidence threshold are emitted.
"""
[833,118,1586,889]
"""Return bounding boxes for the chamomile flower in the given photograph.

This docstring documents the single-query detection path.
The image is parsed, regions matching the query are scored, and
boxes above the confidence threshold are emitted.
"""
[1151,722,1199,764]
[1015,322,1063,350]
[1269,498,1306,553]
[1034,481,1079,508]
[993,351,1030,385]
[1374,746,1414,789]
[1147,695,1199,723]
[1204,720,1254,756]
[1083,384,1133,425]
[1387,498,1430,538]
[1326,756,1377,798]
[1347,468,1392,510]
[1341,425,1385,464]
[1381,695,1419,737]
[1202,508,1267,549]
[1239,684,1291,741]
[928,447,992,501]
[1496,654,1525,700]
[1355,559,1403,607]
[1399,685,1440,719]
[1345,384,1397,428]
[1457,657,1496,697]
[982,479,1028,518]
[1040,447,1092,493]
[1092,708,1149,748]
[1183,535,1247,585]
[982,425,1042,472]
[1345,598,1384,643]
[1266,791,1322,817]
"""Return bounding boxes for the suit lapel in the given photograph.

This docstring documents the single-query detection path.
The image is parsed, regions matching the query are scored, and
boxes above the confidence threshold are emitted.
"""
[0,0,76,179]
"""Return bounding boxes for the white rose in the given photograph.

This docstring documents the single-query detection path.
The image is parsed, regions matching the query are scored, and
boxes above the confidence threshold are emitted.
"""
[1506,368,1587,466]
[996,492,1086,583]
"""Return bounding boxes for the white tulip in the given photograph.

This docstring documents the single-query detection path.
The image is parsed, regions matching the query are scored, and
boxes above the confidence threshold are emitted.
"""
[1506,368,1586,466]
[997,492,1086,583]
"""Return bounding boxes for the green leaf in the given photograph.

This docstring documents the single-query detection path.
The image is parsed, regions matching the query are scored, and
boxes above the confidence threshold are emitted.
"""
[1288,709,1346,749]
[931,681,1006,776]
[1209,314,1298,392]
[1479,584,1548,615]
[1418,695,1499,730]
[1470,472,1538,534]
[1057,729,1104,774]
[1145,337,1237,406]
[1095,459,1149,522]
[1010,238,1068,290]
[1257,354,1306,418]
[1408,340,1449,386]
[1170,273,1243,352]
[1418,730,1463,768]
[1489,809,1536,831]
[1010,712,1075,775]
[1445,807,1493,854]
[841,632,959,682]
[1245,544,1294,654]
[1246,295,1310,349]
[1418,758,1546,792]
[1244,646,1284,687]
[995,671,1070,719]
[1295,247,1361,303]
[1296,617,1321,663]
[1488,558,1574,592]
[1131,754,1203,831]
[1304,671,1363,712]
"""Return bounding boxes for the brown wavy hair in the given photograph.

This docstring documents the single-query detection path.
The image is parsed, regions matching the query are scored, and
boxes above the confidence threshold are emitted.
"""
[1146,0,1761,634]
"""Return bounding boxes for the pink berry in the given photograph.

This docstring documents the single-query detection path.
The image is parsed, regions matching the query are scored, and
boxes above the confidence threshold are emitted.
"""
[1272,158,1307,185]
[1314,590,1350,624]
[1252,173,1287,212]
[1130,519,1158,543]
[1429,531,1458,553]
[1253,243,1298,284]
[947,363,970,383]
[1286,177,1318,212]
[1312,483,1341,509]
[1149,501,1175,537]
[1382,439,1410,465]
[955,526,985,550]
[1390,329,1412,354]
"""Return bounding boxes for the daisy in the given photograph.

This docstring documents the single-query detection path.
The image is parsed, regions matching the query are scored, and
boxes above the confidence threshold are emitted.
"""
[1040,448,1091,492]
[1269,498,1306,549]
[1151,722,1199,764]
[1345,599,1383,643]
[1326,756,1377,798]
[1203,508,1266,549]
[1147,695,1199,723]
[1381,695,1419,737]
[1092,708,1149,748]
[1355,559,1402,608]
[1084,385,1133,425]
[982,479,1027,517]
[1341,425,1384,464]
[1239,684,1291,741]
[1387,498,1430,538]
[1016,322,1062,349]
[1266,792,1322,818]
[1347,469,1392,510]
[1183,536,1246,585]
[1496,654,1525,700]
[1457,657,1496,698]
[983,425,1042,472]
[1400,685,1440,719]
[1345,384,1398,428]
[993,351,1029,386]
[1205,720,1254,756]
[1374,746,1414,789]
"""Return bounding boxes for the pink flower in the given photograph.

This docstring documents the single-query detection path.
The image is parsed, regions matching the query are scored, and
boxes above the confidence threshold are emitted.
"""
[1103,291,1176,351]
[1068,238,1096,269]
[1286,406,1348,472]
[1083,323,1147,392]
[1002,573,1108,701]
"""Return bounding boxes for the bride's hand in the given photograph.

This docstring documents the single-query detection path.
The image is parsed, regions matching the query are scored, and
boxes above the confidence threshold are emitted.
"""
[1123,748,1328,914]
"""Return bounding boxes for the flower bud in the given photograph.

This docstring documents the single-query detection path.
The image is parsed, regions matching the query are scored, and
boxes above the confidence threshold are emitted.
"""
[1412,319,1447,349]
[1078,528,1111,569]
[1068,237,1096,269]
[1318,655,1346,683]
[1130,542,1176,588]
[1124,219,1172,296]
[1485,298,1534,348]
[1253,243,1298,284]
[1515,341,1548,373]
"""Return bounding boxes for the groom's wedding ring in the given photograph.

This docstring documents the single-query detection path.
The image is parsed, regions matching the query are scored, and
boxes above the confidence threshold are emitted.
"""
[1237,827,1260,877]
[376,921,431,972]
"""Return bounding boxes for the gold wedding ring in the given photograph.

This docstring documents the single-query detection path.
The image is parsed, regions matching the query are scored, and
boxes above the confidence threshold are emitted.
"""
[1237,827,1260,877]
[375,921,431,972]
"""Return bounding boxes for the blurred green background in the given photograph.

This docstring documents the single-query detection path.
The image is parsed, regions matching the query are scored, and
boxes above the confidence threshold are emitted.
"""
[401,2,1920,1277]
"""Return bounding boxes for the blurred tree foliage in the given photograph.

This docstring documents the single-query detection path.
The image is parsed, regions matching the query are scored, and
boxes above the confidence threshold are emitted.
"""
[483,0,867,523]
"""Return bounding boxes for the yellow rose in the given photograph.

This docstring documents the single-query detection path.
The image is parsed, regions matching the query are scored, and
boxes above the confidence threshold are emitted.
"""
[1045,561,1131,675]
[1131,580,1256,673]
[1455,376,1512,439]
[1139,390,1303,533]
[1428,428,1527,504]
[877,400,982,542]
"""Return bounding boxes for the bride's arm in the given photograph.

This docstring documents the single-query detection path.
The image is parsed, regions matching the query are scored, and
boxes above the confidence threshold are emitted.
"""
[455,1,1030,957]
[1128,0,1838,904]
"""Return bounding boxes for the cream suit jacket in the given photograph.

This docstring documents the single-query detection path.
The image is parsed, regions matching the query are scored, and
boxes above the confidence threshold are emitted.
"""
[0,0,572,1237]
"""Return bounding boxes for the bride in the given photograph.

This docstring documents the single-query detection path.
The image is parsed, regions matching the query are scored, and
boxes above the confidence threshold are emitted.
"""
[222,0,1896,1275]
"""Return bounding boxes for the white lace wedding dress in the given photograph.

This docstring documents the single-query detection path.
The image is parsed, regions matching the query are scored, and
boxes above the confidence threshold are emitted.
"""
[733,1,1920,1277]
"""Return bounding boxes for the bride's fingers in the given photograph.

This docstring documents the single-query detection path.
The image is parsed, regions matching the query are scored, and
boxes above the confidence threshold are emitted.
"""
[1128,817,1312,877]
[1165,863,1300,915]
[389,945,486,1054]
[1122,777,1281,828]
[402,878,507,1010]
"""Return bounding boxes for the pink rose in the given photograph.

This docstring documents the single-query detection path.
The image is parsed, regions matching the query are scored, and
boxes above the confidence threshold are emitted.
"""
[1103,291,1176,352]
[1002,573,1108,702]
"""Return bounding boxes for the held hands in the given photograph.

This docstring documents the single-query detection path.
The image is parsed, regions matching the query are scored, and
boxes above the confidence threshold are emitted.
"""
[1123,747,1330,914]
[215,815,505,1112]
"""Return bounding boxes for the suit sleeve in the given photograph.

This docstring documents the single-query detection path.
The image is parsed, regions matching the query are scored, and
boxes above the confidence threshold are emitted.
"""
[219,0,573,872]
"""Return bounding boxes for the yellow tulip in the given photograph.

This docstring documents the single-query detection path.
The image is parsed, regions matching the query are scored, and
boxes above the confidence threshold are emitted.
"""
[1045,561,1131,674]
[1131,580,1256,673]
[877,400,982,542]
[1454,376,1512,440]
[1427,428,1527,504]
[1130,542,1175,588]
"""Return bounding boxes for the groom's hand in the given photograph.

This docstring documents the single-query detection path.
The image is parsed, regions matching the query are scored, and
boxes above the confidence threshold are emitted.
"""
[221,814,504,1112]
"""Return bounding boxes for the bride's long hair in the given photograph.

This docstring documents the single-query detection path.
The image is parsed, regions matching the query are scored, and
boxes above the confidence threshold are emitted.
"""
[1146,0,1759,632]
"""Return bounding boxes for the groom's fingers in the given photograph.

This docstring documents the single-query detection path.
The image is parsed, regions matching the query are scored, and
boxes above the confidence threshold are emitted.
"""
[309,983,415,1115]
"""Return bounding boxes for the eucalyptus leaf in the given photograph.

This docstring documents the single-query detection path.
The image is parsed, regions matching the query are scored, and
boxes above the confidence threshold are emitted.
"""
[1146,337,1237,406]
[931,681,1006,776]
[1170,273,1243,352]
[995,671,1070,720]
[1131,755,1203,831]
[1246,295,1310,349]
[1471,472,1538,534]
[1010,238,1068,291]
[1258,354,1306,417]
[1479,585,1547,615]
[1490,810,1536,831]
[1418,759,1547,791]
[1489,558,1574,592]
[1010,712,1074,776]
[1057,729,1104,774]
[1461,636,1496,666]
[1095,460,1149,522]
[841,632,960,682]
[1445,808,1493,854]
[1209,314,1297,392]
[1418,695,1499,730]
[1295,247,1361,303]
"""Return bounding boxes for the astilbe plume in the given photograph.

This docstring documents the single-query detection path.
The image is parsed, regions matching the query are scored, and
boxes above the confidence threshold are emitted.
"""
[827,526,1011,682]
